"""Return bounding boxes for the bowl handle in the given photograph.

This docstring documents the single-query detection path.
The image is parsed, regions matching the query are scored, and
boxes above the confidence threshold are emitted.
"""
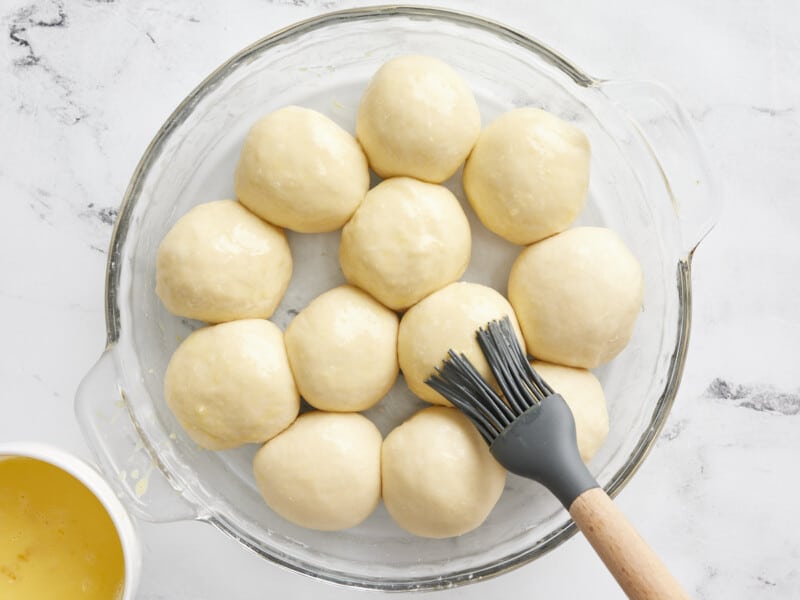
[600,80,720,255]
[75,349,199,523]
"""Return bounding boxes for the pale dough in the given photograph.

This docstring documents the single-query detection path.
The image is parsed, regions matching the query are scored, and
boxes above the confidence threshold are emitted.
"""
[164,319,299,450]
[253,412,382,531]
[508,227,644,369]
[284,285,399,412]
[381,406,506,538]
[531,361,609,462]
[234,106,369,233]
[156,200,291,323]
[397,281,525,406]
[356,55,481,183]
[339,177,471,310]
[463,107,590,244]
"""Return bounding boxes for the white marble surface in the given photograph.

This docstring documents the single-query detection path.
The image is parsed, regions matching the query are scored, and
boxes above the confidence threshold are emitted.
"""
[1,0,798,598]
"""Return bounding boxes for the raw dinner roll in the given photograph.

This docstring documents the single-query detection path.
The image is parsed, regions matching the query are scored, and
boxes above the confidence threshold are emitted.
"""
[398,282,525,406]
[164,319,299,450]
[339,177,471,310]
[253,412,382,531]
[382,406,506,538]
[234,106,369,232]
[463,107,591,244]
[356,55,481,183]
[156,200,291,323]
[284,285,399,412]
[508,227,644,369]
[531,362,609,462]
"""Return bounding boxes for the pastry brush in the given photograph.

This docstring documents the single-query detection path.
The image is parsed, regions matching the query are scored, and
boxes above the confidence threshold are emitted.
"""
[426,316,689,600]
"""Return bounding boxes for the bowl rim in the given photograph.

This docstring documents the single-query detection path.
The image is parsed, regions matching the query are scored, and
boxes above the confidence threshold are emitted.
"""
[100,5,694,591]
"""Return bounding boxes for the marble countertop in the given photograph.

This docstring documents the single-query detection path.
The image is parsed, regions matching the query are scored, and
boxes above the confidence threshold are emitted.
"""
[1,0,797,598]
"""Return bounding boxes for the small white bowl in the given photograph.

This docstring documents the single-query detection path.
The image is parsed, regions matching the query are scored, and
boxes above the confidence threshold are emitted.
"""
[0,442,141,600]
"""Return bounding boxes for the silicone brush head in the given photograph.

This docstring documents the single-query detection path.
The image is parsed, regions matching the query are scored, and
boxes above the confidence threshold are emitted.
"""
[426,316,598,508]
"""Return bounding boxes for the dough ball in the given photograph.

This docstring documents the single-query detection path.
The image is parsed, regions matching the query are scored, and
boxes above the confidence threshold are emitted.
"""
[164,319,299,450]
[356,55,481,183]
[508,227,643,369]
[463,108,590,244]
[284,285,399,412]
[234,106,369,232]
[398,282,525,406]
[156,200,291,323]
[339,177,471,310]
[531,362,609,462]
[382,406,506,538]
[253,412,382,531]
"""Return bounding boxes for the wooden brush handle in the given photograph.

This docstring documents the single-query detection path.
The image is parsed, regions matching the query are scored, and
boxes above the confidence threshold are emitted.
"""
[569,488,690,600]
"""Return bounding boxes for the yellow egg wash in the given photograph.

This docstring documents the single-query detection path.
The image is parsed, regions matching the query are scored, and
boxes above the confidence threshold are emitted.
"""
[0,457,125,599]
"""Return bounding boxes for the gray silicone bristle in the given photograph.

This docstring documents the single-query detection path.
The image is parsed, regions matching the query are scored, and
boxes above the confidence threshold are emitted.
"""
[426,316,552,443]
[426,316,599,508]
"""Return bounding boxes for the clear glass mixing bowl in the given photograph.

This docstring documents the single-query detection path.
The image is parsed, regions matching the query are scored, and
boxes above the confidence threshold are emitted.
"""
[75,6,717,591]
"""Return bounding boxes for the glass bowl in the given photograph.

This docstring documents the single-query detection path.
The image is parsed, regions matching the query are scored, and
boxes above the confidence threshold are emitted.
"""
[75,6,717,591]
